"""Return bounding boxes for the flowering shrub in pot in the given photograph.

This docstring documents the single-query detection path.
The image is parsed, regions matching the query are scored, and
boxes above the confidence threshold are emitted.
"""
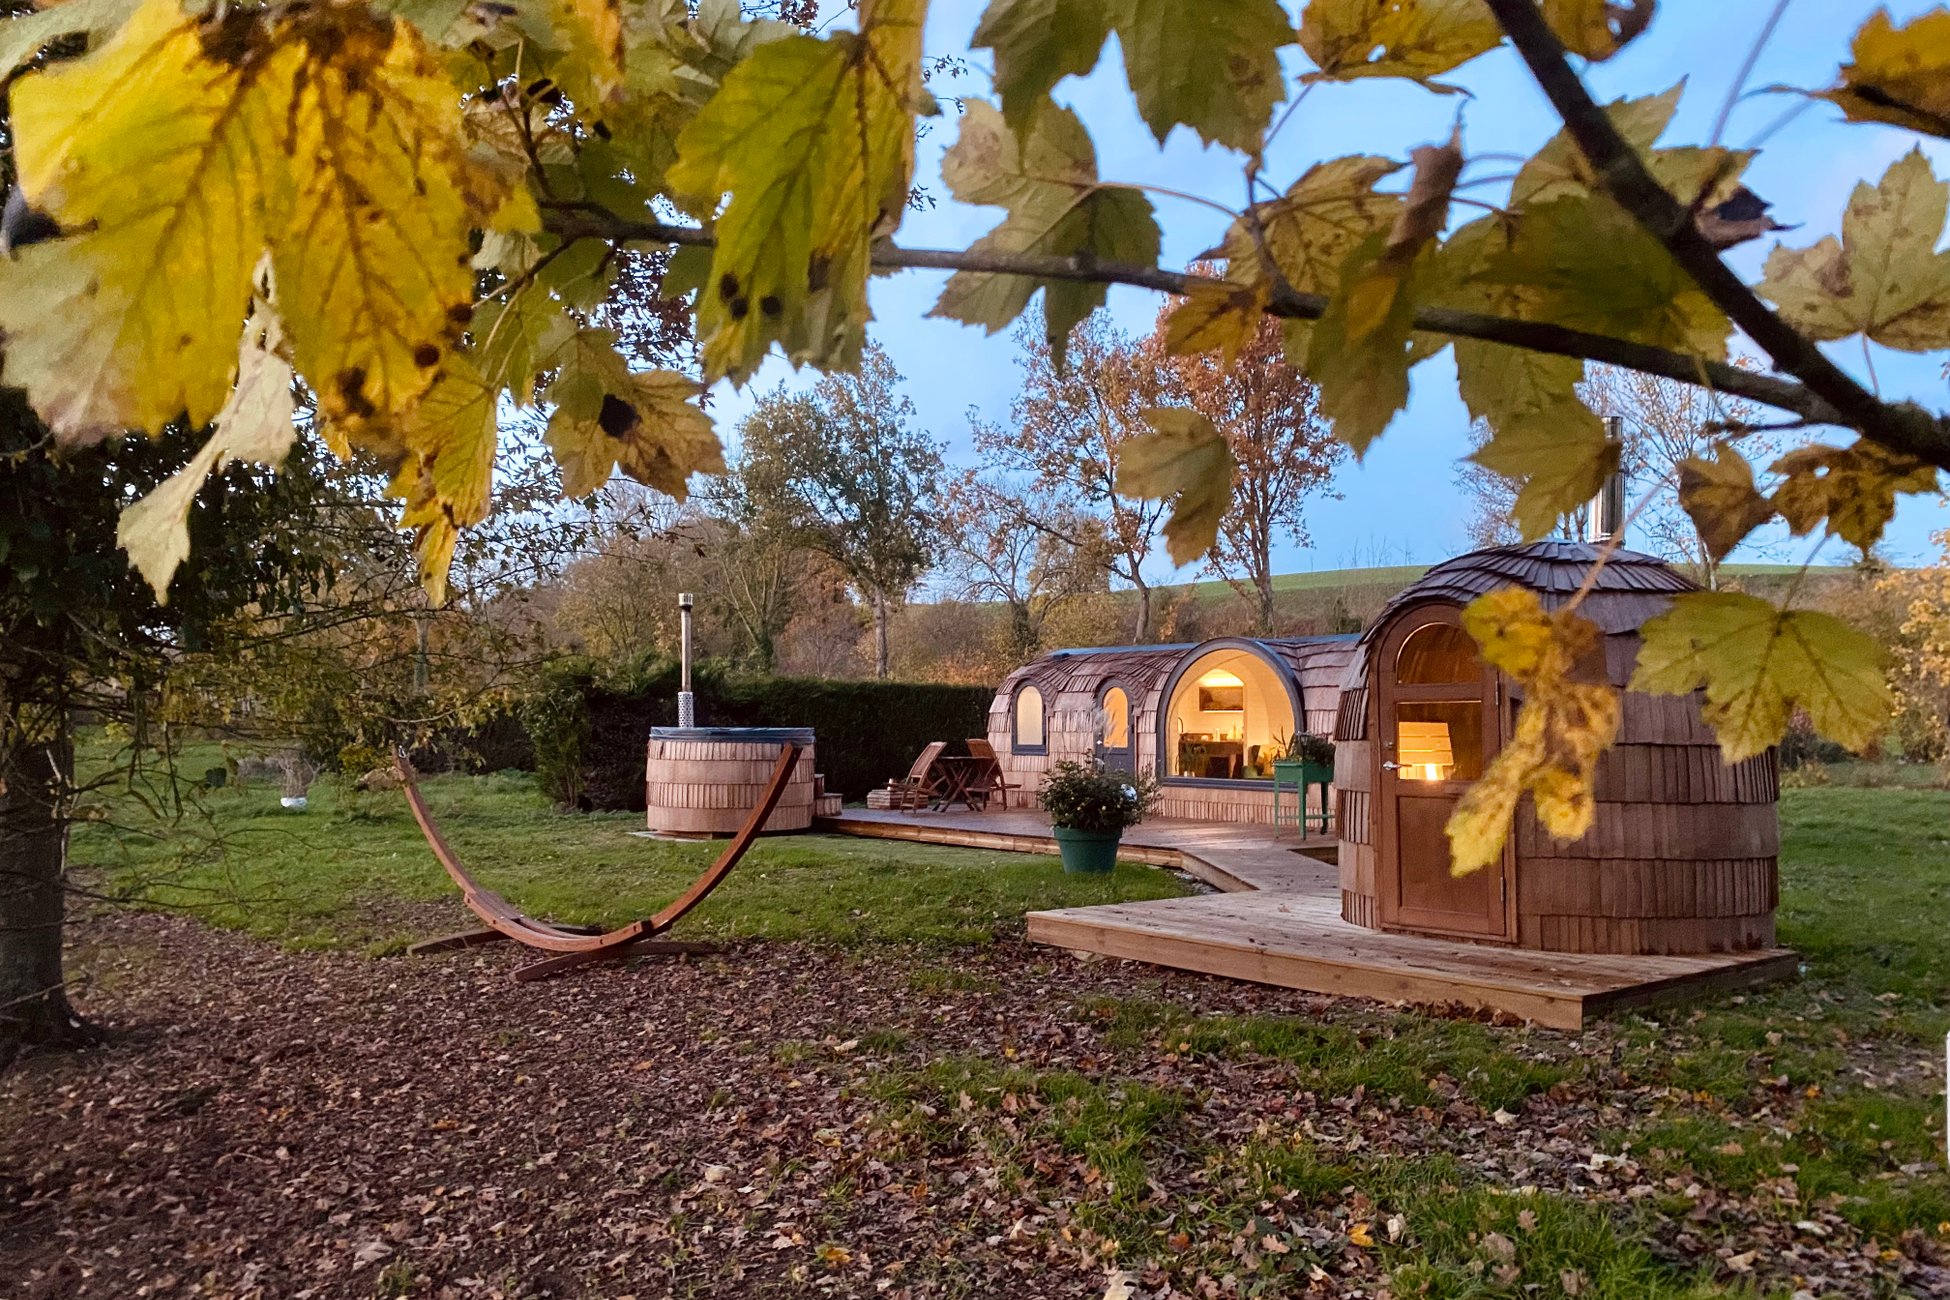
[1037,760,1160,874]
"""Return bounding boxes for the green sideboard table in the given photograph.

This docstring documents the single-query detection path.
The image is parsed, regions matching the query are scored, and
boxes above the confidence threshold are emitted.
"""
[1272,759,1334,834]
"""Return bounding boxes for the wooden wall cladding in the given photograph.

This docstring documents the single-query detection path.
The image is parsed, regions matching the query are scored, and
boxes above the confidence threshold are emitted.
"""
[1331,541,1781,956]
[1157,782,1279,825]
[645,738,816,835]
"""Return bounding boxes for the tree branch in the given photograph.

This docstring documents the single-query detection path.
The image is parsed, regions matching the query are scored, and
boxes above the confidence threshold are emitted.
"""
[546,208,1950,468]
[1480,0,1950,467]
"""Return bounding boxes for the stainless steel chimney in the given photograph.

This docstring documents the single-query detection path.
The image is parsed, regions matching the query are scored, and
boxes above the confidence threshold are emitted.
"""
[1585,415,1626,544]
[677,591,696,728]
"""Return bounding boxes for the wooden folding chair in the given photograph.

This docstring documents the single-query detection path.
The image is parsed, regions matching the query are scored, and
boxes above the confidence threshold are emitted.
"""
[885,740,947,811]
[963,738,1016,810]
[396,743,799,982]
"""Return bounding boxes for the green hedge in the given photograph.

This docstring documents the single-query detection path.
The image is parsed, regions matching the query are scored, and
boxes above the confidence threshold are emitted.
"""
[523,657,994,810]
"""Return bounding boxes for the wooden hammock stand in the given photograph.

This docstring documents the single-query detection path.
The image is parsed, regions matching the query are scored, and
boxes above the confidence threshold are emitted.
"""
[395,742,800,982]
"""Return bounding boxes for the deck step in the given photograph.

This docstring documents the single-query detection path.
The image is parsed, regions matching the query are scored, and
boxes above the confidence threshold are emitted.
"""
[1028,893,1798,1030]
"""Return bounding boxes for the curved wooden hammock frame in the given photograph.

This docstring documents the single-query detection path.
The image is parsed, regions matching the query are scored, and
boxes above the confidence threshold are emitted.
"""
[395,743,800,982]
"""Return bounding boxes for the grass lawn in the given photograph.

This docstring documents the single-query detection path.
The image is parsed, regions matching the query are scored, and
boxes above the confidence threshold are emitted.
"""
[50,737,1950,1296]
[68,738,1188,953]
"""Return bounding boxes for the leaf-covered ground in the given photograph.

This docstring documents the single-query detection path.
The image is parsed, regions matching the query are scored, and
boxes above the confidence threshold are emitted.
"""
[4,771,1945,1298]
[0,898,1942,1299]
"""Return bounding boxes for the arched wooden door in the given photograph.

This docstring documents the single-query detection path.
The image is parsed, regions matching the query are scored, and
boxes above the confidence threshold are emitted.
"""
[1095,684,1134,774]
[1374,606,1515,941]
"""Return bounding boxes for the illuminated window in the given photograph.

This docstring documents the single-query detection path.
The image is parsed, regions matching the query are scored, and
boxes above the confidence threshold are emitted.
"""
[1013,685,1046,752]
[1100,687,1129,748]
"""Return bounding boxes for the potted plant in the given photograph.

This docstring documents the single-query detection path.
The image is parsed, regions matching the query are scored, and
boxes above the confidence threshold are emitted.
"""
[1037,760,1160,875]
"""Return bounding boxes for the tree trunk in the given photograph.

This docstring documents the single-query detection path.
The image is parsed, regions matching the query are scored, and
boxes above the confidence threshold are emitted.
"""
[871,586,891,679]
[0,718,89,1058]
[1253,568,1275,636]
[1130,575,1151,643]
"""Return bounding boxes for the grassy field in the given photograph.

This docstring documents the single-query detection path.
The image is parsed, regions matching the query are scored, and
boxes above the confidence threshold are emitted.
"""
[1157,561,1857,606]
[59,740,1950,1293]
[68,740,1188,953]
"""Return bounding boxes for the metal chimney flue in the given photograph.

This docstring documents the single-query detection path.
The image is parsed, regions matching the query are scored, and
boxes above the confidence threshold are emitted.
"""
[1586,415,1626,545]
[677,592,696,728]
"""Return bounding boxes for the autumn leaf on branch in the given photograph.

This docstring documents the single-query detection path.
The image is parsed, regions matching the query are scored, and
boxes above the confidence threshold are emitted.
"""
[1447,589,1618,876]
[1116,407,1236,566]
[1632,591,1892,762]
[1200,153,1401,361]
[1298,0,1501,90]
[1821,8,1950,141]
[668,0,930,381]
[1468,404,1620,541]
[1538,0,1653,62]
[974,0,1294,151]
[1769,439,1940,552]
[117,299,298,602]
[543,329,724,501]
[1675,445,1775,563]
[1760,148,1950,353]
[1305,234,1424,455]
[930,99,1161,362]
[0,0,485,445]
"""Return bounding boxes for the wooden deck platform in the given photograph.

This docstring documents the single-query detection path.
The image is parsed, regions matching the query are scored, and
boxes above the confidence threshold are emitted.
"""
[817,808,1797,1029]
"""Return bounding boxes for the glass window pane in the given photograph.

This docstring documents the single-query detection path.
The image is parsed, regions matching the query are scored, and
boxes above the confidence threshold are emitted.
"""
[1101,688,1129,747]
[1394,701,1485,781]
[1396,623,1480,685]
[1015,687,1044,749]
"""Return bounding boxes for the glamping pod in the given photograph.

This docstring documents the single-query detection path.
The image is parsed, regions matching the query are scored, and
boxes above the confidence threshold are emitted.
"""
[987,635,1357,825]
[1332,541,1780,955]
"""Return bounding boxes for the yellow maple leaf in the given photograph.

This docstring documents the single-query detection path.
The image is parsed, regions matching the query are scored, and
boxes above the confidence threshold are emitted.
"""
[1471,405,1620,542]
[668,0,929,382]
[1675,445,1776,562]
[1759,148,1950,352]
[1447,590,1618,874]
[1540,0,1653,62]
[1216,154,1404,299]
[1769,440,1939,553]
[1823,8,1950,140]
[265,8,479,432]
[1299,0,1501,89]
[542,330,724,499]
[1481,195,1730,358]
[1161,279,1270,366]
[0,0,293,442]
[1116,409,1237,567]
[1632,591,1892,762]
[117,297,297,602]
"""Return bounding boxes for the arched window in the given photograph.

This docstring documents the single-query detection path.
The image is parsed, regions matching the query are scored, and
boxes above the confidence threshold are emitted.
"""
[1396,622,1479,685]
[1099,686,1130,748]
[1013,685,1047,753]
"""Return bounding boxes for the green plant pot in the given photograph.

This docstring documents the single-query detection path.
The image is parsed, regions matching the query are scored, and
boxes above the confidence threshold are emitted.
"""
[1051,825,1121,875]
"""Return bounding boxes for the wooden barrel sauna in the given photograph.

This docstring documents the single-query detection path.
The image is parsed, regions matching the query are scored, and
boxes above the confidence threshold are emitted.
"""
[1334,542,1779,956]
[645,727,817,837]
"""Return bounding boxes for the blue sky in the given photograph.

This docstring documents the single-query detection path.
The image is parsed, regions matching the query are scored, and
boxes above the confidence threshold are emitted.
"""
[710,1,1950,579]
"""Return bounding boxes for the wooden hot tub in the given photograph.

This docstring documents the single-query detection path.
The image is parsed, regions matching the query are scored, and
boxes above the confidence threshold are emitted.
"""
[645,726,816,838]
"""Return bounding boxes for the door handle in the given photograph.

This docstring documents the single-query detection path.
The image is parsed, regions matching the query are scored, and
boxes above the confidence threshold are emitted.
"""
[1381,761,1401,771]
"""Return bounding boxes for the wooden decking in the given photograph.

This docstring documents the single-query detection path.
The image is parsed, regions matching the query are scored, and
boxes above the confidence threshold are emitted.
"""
[816,807,1798,1029]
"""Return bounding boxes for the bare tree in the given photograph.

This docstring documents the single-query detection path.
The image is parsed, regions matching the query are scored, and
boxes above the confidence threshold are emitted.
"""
[978,318,1170,642]
[939,469,1109,661]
